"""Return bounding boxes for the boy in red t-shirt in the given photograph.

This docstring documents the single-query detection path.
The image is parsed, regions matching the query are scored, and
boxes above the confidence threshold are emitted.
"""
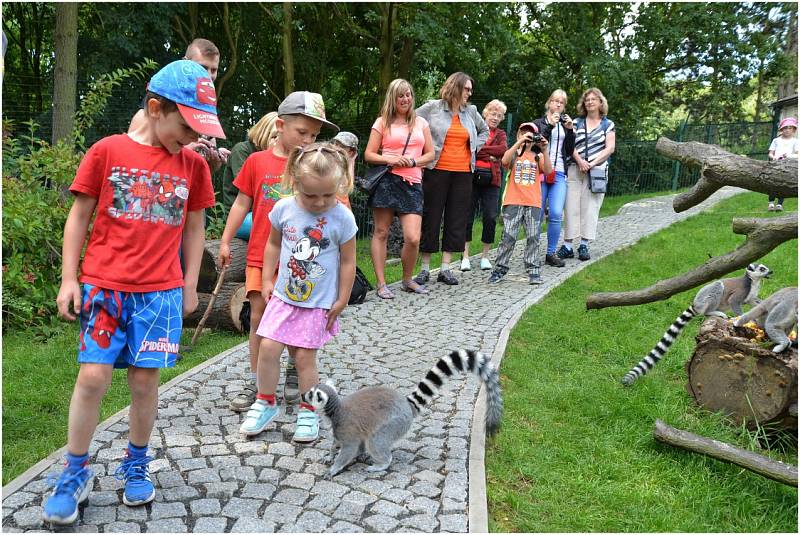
[219,92,339,412]
[43,60,222,524]
[487,122,552,286]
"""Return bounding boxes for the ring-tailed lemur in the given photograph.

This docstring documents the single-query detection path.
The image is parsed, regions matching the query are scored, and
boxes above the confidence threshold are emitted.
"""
[621,263,771,386]
[302,349,503,478]
[734,287,798,353]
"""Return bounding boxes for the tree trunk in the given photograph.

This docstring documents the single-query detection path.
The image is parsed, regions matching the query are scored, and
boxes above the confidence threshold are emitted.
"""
[198,238,248,292]
[183,282,248,332]
[685,317,797,430]
[215,3,239,101]
[377,2,395,97]
[52,2,78,144]
[586,214,797,309]
[653,419,798,487]
[282,2,295,96]
[655,138,798,211]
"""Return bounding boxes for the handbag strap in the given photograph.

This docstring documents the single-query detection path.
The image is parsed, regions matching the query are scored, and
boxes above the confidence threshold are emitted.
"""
[400,129,412,155]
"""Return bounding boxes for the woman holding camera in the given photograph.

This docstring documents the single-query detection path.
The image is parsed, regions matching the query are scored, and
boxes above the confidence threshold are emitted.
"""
[414,72,489,286]
[556,87,615,262]
[533,90,575,268]
[461,99,508,272]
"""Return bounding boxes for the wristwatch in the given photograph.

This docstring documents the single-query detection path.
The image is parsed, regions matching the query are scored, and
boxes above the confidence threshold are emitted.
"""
[411,158,417,167]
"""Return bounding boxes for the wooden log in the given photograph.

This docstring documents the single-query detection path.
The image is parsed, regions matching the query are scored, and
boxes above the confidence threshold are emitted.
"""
[685,317,797,430]
[654,419,798,487]
[183,281,248,332]
[198,238,248,292]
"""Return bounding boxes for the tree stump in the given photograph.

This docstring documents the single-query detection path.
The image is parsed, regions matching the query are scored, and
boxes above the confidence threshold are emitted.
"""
[184,282,248,332]
[198,238,248,292]
[685,317,797,430]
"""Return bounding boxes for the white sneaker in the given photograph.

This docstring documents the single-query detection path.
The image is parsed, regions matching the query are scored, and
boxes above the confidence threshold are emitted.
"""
[768,202,775,211]
[460,257,471,271]
[480,258,492,270]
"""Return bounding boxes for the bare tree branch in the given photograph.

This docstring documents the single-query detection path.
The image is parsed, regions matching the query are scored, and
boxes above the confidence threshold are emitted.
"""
[586,214,797,309]
[656,137,798,212]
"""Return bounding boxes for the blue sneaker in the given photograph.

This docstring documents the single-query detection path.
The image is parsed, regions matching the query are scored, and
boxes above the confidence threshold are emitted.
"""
[240,399,279,436]
[528,272,543,285]
[42,466,94,525]
[487,270,505,284]
[114,455,155,506]
[293,409,320,443]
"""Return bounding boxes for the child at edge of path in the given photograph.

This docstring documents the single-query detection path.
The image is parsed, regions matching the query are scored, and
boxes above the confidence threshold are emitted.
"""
[219,92,339,413]
[767,116,798,211]
[42,59,222,525]
[488,122,553,286]
[239,142,357,442]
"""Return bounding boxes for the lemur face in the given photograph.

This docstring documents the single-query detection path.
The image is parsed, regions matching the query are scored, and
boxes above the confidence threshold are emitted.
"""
[302,383,337,410]
[746,263,772,280]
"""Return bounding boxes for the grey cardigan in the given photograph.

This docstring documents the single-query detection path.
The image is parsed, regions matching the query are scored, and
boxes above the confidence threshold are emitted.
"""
[415,99,489,171]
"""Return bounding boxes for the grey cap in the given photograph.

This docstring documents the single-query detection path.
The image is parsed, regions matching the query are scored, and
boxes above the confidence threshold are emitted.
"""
[277,91,339,132]
[332,131,359,149]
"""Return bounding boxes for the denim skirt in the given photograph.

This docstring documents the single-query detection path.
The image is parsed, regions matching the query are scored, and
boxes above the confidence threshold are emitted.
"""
[369,171,423,215]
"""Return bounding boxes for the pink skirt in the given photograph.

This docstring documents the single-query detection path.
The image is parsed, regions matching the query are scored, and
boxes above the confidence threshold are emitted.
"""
[256,297,339,349]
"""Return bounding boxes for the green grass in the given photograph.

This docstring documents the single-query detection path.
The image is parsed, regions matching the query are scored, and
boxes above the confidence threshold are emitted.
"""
[0,186,700,485]
[486,192,798,532]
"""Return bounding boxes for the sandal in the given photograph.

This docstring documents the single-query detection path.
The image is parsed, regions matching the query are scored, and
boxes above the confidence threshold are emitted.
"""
[401,279,430,294]
[376,284,395,299]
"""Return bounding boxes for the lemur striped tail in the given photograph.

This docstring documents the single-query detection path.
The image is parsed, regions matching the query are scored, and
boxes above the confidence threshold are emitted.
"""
[406,349,503,436]
[621,306,697,386]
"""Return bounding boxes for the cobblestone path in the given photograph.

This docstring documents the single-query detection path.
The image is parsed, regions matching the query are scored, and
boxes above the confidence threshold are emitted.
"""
[2,188,743,533]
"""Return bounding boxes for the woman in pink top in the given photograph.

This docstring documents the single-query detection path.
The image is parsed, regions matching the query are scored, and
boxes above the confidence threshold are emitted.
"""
[364,79,435,297]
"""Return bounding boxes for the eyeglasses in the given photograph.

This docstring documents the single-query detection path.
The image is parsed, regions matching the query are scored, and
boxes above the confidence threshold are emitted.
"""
[464,86,473,94]
[486,112,504,118]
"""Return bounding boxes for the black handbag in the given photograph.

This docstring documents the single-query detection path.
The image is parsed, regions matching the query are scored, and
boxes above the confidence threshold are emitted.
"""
[474,167,493,186]
[361,130,413,194]
[348,266,374,305]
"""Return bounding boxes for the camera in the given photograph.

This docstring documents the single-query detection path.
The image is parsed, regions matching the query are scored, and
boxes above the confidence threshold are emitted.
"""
[531,133,544,143]
[558,113,570,124]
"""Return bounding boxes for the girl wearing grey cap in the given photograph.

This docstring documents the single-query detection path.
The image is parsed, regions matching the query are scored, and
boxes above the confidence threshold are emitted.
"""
[364,79,435,297]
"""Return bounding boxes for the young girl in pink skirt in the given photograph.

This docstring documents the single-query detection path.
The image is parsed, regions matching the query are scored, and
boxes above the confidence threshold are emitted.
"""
[239,142,357,442]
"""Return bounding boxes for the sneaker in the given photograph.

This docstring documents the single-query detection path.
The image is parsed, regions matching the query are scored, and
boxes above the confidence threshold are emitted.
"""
[413,269,430,285]
[528,272,544,285]
[114,454,155,506]
[577,244,590,261]
[460,257,472,271]
[42,466,94,524]
[776,204,783,211]
[487,270,505,284]
[229,380,258,412]
[555,245,574,259]
[293,409,320,443]
[240,399,279,436]
[545,253,566,267]
[480,258,492,270]
[768,202,775,211]
[283,361,299,404]
[437,270,459,285]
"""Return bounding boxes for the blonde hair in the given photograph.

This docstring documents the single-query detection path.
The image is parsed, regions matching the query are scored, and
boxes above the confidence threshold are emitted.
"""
[576,88,608,117]
[545,89,568,111]
[380,79,416,135]
[247,111,279,151]
[483,99,507,119]
[440,72,474,111]
[282,142,353,198]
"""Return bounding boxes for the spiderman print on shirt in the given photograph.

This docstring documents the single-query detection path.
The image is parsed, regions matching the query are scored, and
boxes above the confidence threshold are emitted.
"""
[108,166,189,225]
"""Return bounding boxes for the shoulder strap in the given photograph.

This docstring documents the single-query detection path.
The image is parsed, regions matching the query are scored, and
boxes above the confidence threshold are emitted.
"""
[400,130,412,155]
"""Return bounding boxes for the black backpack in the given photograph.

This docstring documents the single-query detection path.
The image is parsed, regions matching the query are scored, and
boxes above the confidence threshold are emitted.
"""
[349,266,373,305]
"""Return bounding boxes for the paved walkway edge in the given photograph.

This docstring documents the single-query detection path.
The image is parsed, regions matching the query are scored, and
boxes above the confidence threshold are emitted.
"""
[1,341,249,498]
[466,189,744,532]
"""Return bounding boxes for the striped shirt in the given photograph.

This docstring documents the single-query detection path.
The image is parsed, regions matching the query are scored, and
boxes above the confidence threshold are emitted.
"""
[572,117,615,170]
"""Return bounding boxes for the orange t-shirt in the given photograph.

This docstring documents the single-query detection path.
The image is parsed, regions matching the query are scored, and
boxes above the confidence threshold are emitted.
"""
[502,152,542,208]
[435,115,471,172]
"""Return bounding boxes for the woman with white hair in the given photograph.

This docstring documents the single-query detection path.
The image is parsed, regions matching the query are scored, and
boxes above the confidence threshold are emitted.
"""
[556,87,615,262]
[460,99,508,271]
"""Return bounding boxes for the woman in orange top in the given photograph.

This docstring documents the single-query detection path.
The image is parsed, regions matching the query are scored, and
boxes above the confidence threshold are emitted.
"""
[414,72,489,287]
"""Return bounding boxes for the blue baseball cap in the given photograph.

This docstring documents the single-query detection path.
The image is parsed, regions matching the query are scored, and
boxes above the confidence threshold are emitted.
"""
[148,59,226,139]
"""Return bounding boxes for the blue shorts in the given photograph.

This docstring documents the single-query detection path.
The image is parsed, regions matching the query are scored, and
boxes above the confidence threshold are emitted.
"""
[77,284,183,369]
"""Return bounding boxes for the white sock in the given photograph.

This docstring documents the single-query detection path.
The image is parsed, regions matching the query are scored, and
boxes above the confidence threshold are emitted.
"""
[562,243,573,251]
[580,239,589,246]
[251,372,257,382]
[421,261,430,272]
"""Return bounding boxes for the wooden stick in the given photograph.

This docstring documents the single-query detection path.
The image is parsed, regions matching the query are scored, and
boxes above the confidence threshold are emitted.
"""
[653,419,798,487]
[190,265,228,347]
